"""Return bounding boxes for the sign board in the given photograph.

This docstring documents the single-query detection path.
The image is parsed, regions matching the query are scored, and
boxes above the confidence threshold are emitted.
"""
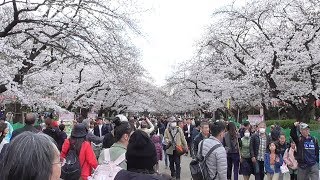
[88,113,98,120]
[248,115,264,125]
[59,112,75,122]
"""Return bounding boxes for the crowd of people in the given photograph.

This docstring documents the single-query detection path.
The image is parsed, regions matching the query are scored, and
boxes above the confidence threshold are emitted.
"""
[0,113,319,180]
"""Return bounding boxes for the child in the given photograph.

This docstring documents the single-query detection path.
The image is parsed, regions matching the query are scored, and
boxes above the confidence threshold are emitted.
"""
[283,139,298,180]
[264,142,283,180]
[151,134,163,173]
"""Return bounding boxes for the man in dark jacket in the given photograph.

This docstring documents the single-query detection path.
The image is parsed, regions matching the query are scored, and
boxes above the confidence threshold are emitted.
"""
[249,121,271,180]
[11,113,40,139]
[183,118,194,157]
[93,117,110,137]
[290,122,319,180]
[42,117,61,145]
[192,121,210,157]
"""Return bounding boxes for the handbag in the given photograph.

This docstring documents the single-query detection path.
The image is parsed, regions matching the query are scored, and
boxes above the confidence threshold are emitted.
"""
[280,162,289,174]
[175,145,186,156]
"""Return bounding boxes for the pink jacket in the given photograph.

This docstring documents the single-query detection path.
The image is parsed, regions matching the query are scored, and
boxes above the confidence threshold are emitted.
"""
[283,148,298,170]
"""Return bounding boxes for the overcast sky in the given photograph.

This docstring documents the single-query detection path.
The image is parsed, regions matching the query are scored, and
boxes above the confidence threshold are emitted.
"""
[135,0,236,86]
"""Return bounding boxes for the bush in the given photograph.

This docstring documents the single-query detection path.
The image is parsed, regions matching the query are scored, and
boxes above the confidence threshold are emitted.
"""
[266,119,320,131]
[266,119,295,129]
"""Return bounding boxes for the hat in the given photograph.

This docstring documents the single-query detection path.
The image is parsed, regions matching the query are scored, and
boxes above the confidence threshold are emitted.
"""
[126,130,157,172]
[115,114,128,122]
[71,124,88,138]
[300,123,310,129]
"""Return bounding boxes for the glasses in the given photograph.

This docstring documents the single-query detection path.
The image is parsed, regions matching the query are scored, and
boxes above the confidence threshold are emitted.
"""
[52,157,65,167]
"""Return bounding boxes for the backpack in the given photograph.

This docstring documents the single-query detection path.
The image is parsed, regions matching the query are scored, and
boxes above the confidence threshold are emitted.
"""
[189,140,222,180]
[61,144,82,180]
[92,142,103,159]
[88,148,125,180]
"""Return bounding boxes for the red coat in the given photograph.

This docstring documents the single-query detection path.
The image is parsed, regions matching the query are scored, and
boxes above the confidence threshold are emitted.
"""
[61,139,98,180]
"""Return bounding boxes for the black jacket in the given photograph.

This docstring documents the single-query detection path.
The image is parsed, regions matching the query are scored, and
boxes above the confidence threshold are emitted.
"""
[249,133,271,159]
[183,124,194,142]
[43,127,60,144]
[114,170,171,180]
[93,124,112,137]
[193,133,204,156]
[290,125,319,168]
[11,125,40,139]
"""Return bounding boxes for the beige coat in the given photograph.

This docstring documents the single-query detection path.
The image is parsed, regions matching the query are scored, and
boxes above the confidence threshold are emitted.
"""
[164,127,188,155]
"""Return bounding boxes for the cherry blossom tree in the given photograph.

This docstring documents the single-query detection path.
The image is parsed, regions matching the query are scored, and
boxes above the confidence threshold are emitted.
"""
[0,0,152,113]
[167,0,320,122]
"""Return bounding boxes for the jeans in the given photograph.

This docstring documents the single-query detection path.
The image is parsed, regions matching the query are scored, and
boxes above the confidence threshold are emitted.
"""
[168,150,181,178]
[163,150,168,167]
[297,163,319,180]
[254,160,265,180]
[227,153,240,180]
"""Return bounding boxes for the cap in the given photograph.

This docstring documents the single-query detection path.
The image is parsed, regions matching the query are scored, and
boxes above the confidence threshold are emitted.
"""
[300,123,310,129]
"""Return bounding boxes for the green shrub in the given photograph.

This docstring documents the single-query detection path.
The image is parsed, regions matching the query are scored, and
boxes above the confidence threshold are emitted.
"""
[308,124,320,131]
[266,119,320,131]
[266,119,295,129]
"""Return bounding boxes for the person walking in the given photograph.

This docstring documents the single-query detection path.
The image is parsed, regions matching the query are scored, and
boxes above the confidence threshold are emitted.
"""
[198,121,227,179]
[93,117,109,137]
[102,115,128,149]
[193,121,210,157]
[276,133,287,180]
[57,124,67,151]
[61,123,98,180]
[239,129,254,180]
[183,118,194,157]
[250,121,271,180]
[114,130,171,180]
[223,122,240,180]
[152,133,163,173]
[98,121,133,169]
[43,117,61,145]
[290,122,319,180]
[283,139,298,180]
[138,117,155,136]
[11,113,40,139]
[264,142,283,180]
[164,117,188,180]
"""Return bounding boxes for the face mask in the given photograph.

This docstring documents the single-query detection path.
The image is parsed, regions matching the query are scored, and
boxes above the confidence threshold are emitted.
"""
[170,122,177,128]
[244,133,250,137]
[259,128,266,134]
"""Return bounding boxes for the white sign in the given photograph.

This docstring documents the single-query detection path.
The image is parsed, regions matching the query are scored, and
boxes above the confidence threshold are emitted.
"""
[59,112,75,122]
[248,115,264,125]
[88,113,98,120]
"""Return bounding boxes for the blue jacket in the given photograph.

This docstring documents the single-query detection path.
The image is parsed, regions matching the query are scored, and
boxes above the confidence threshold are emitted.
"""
[264,153,283,174]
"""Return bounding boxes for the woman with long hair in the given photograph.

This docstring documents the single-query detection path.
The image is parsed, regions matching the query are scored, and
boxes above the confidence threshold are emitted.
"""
[61,123,98,180]
[264,142,283,180]
[223,122,240,180]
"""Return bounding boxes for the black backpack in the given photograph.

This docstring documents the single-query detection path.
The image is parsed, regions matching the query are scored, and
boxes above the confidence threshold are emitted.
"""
[61,144,81,180]
[189,140,222,180]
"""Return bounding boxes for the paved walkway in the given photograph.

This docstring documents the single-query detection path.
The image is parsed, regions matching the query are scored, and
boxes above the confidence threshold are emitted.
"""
[158,153,291,180]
